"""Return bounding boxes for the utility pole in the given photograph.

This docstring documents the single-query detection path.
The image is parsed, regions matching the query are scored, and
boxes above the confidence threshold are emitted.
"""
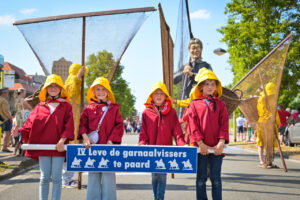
[0,54,4,88]
[0,54,4,146]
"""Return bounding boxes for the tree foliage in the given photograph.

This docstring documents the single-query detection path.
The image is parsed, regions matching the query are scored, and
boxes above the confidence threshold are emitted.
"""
[218,0,300,108]
[85,50,136,118]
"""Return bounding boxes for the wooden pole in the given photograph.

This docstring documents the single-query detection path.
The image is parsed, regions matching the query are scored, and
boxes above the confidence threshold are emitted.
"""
[233,111,237,142]
[13,7,156,25]
[78,16,86,189]
[185,0,194,39]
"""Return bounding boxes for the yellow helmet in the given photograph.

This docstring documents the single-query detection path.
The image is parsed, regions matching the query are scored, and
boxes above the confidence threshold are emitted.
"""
[145,81,172,106]
[39,74,69,102]
[68,63,89,76]
[87,77,115,104]
[192,67,222,98]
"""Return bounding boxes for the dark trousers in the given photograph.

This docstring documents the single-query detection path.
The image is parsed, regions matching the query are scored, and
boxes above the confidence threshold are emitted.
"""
[196,153,223,200]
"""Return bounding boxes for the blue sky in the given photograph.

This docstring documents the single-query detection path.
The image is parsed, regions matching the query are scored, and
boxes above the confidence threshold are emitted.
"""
[0,0,232,112]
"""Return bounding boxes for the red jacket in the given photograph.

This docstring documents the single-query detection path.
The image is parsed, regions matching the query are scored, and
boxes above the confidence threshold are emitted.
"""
[278,109,291,127]
[20,101,74,160]
[78,102,124,144]
[187,96,229,147]
[139,107,186,146]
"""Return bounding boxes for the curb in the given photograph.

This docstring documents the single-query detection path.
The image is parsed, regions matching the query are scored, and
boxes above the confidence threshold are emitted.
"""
[234,145,300,163]
[0,157,38,182]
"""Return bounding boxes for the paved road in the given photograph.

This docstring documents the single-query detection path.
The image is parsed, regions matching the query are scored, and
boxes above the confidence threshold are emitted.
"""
[0,134,299,200]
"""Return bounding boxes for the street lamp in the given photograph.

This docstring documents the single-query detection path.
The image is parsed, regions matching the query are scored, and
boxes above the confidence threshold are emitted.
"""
[213,48,227,56]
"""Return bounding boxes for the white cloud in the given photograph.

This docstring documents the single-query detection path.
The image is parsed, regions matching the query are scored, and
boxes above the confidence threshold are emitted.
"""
[190,9,211,19]
[21,8,37,15]
[0,15,16,25]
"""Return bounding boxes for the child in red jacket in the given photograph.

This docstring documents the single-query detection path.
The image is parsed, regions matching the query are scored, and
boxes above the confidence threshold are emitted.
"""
[139,82,186,200]
[78,77,124,200]
[187,68,229,200]
[20,74,74,200]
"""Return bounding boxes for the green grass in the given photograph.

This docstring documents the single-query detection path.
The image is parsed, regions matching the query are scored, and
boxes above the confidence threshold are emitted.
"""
[0,161,10,173]
[229,118,234,132]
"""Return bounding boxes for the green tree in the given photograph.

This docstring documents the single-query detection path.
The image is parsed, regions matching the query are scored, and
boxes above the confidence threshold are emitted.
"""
[85,50,136,118]
[218,0,300,107]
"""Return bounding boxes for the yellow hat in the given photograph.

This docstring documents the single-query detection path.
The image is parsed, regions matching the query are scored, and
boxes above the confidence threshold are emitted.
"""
[260,82,277,96]
[39,74,69,102]
[145,81,172,106]
[191,67,222,98]
[87,77,115,104]
[68,63,89,76]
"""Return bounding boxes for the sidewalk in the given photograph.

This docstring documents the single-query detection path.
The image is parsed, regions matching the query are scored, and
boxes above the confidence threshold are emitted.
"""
[228,140,300,163]
[0,145,38,182]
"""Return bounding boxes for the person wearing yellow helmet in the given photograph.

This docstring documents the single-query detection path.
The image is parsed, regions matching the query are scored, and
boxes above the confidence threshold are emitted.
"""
[19,74,74,200]
[139,81,186,200]
[62,63,88,187]
[78,77,123,200]
[256,82,280,169]
[186,68,229,200]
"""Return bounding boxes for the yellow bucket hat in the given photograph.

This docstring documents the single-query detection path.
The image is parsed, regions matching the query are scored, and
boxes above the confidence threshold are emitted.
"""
[260,82,277,96]
[68,63,89,76]
[87,77,115,104]
[191,67,222,98]
[145,81,172,106]
[39,74,69,102]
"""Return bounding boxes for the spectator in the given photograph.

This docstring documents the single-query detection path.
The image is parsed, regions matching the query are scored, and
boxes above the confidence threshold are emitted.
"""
[136,119,141,134]
[126,121,132,135]
[132,119,137,133]
[13,88,32,156]
[278,105,291,145]
[242,116,247,141]
[292,107,300,121]
[236,115,245,141]
[0,88,13,153]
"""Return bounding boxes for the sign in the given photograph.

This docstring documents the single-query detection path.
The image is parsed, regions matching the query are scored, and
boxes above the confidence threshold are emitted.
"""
[3,70,15,88]
[67,144,197,173]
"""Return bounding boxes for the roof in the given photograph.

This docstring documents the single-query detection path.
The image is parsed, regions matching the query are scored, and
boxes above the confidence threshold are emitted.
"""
[3,62,37,93]
[3,62,26,79]
[8,83,36,93]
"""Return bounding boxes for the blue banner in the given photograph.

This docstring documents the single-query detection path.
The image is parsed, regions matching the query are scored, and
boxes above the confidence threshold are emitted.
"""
[66,145,197,173]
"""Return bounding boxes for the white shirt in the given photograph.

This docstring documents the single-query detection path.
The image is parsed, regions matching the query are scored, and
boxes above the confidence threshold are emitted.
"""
[236,117,245,127]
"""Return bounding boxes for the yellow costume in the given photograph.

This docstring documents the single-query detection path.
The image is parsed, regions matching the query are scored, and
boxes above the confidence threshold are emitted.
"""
[256,82,280,147]
[65,63,88,143]
[256,82,280,165]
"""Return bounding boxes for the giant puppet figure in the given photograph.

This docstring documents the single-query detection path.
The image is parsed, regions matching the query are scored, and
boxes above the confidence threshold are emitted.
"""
[174,38,212,101]
[65,63,88,143]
